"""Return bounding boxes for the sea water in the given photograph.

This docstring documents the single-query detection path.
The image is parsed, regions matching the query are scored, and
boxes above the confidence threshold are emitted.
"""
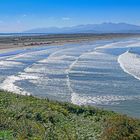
[0,37,140,118]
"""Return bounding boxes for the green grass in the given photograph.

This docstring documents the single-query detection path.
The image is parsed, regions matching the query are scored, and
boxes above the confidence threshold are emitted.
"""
[0,90,140,140]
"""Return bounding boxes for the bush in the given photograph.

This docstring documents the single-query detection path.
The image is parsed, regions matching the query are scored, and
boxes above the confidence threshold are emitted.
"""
[0,131,14,140]
[0,91,140,140]
[101,115,140,140]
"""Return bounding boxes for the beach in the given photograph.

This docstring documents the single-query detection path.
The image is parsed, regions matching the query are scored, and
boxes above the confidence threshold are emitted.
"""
[0,33,138,52]
[0,33,140,118]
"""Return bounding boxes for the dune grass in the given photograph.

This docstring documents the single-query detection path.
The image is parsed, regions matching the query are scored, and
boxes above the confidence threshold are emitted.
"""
[0,90,140,140]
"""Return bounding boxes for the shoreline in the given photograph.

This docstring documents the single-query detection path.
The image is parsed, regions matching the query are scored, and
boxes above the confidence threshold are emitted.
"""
[0,33,139,53]
[1,34,140,117]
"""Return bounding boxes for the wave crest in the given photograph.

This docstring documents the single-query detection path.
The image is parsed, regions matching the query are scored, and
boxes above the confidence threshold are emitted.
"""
[118,51,140,81]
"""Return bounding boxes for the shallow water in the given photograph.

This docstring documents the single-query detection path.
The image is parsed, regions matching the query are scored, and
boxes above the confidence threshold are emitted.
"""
[0,37,140,118]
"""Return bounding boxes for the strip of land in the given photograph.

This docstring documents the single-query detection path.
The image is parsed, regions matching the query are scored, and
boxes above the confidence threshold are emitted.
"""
[0,33,140,52]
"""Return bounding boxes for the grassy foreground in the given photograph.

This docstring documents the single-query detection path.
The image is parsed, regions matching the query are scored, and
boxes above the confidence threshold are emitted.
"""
[0,91,140,140]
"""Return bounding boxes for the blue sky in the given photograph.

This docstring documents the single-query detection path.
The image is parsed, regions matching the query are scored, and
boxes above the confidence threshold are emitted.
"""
[0,0,140,32]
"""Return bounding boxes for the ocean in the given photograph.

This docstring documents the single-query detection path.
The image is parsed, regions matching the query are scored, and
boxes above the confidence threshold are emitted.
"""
[0,37,140,117]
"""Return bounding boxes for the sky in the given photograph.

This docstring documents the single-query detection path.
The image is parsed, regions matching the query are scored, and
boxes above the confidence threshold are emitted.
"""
[0,0,140,32]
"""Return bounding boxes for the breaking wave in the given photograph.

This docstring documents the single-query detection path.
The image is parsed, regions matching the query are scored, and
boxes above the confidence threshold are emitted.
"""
[118,51,140,81]
[71,92,140,105]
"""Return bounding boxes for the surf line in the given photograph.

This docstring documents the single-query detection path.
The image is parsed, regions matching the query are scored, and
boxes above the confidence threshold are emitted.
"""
[65,48,105,105]
[118,50,140,81]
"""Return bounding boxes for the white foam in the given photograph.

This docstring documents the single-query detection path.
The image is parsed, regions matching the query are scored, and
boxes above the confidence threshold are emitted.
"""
[65,50,102,101]
[0,71,41,95]
[69,49,140,105]
[0,47,73,95]
[40,55,76,63]
[71,93,140,105]
[0,75,30,95]
[2,38,140,102]
[18,72,40,80]
[95,40,140,50]
[0,60,23,68]
[0,48,62,93]
[7,48,49,61]
[127,42,140,48]
[118,51,140,81]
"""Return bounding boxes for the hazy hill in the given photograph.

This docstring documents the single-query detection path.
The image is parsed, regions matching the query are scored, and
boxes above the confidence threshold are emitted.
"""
[24,22,140,34]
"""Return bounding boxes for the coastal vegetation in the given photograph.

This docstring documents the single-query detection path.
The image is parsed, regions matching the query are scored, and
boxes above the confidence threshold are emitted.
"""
[0,90,140,140]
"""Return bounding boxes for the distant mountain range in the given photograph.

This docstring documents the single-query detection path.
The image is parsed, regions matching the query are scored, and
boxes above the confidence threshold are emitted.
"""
[24,23,140,34]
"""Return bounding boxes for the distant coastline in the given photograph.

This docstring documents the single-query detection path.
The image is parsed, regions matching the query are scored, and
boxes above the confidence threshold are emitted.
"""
[0,33,139,53]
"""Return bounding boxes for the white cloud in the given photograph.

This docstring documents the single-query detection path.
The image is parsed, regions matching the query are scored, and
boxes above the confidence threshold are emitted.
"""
[23,14,27,17]
[62,17,71,21]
